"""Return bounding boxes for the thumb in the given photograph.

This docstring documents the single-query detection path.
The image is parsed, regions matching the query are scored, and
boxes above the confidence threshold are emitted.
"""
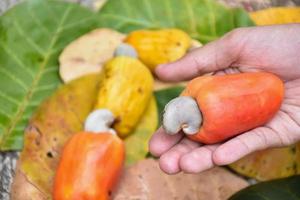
[155,30,242,82]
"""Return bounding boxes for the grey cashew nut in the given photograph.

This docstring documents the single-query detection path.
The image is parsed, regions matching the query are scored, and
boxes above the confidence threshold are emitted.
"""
[162,96,202,135]
[114,43,138,58]
[84,109,116,134]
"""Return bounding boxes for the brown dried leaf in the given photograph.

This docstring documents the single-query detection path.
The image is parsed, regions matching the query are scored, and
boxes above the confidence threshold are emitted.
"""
[59,28,125,83]
[11,74,102,200]
[112,159,249,200]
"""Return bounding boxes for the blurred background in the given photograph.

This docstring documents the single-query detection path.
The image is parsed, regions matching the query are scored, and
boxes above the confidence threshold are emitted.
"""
[0,0,300,200]
[1,0,300,15]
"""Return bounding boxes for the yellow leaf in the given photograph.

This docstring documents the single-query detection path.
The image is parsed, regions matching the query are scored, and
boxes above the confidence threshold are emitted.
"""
[250,7,300,25]
[229,145,298,181]
[124,96,158,166]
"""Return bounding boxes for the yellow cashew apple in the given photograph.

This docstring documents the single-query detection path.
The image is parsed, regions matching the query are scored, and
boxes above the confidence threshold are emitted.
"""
[95,56,153,138]
[125,29,191,71]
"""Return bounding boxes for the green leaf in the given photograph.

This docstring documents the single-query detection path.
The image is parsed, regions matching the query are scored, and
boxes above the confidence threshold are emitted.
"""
[97,0,255,43]
[0,0,99,150]
[230,175,300,200]
[154,86,184,124]
[125,96,158,166]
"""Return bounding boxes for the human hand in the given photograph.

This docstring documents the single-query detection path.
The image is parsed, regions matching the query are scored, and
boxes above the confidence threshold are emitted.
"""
[149,24,300,174]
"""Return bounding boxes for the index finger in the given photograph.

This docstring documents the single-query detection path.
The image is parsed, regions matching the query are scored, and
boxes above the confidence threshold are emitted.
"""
[155,33,239,82]
[149,127,183,157]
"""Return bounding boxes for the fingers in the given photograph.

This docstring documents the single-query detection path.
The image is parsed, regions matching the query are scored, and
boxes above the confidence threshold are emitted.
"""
[152,122,285,173]
[149,127,183,157]
[155,30,242,82]
[179,144,219,173]
[213,127,283,165]
[158,138,200,174]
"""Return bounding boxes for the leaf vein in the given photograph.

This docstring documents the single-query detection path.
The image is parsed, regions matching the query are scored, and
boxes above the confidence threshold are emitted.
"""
[120,0,134,17]
[34,84,58,93]
[57,16,96,33]
[13,19,46,56]
[100,14,153,28]
[184,0,197,35]
[43,2,60,24]
[0,91,19,105]
[143,0,155,22]
[0,4,73,148]
[204,0,217,36]
[0,109,13,119]
[0,43,35,78]
[41,66,59,75]
[0,67,28,91]
[27,9,51,36]
[165,0,175,27]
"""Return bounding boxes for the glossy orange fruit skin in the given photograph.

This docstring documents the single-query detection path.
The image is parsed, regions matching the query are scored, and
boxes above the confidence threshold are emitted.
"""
[53,132,124,200]
[182,72,284,144]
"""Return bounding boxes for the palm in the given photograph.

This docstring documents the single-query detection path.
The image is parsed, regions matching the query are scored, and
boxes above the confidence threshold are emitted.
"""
[149,24,300,174]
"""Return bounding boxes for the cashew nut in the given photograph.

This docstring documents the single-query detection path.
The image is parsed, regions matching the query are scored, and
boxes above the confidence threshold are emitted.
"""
[162,96,202,135]
[84,109,116,134]
[114,43,138,58]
